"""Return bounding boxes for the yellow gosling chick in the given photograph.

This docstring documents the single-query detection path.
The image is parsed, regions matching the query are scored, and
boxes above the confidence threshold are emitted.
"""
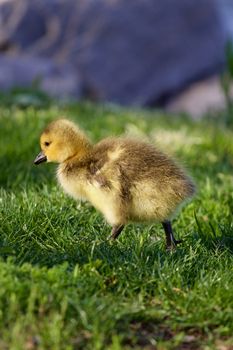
[34,119,195,249]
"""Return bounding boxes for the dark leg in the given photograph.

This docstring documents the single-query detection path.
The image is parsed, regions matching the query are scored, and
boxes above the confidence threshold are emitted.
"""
[109,225,125,240]
[162,220,183,249]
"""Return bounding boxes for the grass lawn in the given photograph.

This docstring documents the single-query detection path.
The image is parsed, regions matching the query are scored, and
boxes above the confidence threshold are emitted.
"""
[0,98,233,349]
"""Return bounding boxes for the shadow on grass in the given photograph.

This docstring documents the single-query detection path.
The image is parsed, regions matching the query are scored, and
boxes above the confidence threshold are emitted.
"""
[194,214,233,253]
[1,224,232,268]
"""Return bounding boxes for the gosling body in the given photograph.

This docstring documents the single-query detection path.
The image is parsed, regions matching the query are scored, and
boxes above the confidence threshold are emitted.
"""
[34,119,195,249]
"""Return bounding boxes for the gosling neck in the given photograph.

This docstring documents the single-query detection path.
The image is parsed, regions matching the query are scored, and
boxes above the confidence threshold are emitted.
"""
[63,143,93,165]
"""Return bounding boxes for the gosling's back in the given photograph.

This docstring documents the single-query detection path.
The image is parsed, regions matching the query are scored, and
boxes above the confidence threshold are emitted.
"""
[78,137,195,223]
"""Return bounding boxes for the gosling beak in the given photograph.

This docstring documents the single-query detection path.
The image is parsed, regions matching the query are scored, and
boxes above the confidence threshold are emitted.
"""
[34,151,47,165]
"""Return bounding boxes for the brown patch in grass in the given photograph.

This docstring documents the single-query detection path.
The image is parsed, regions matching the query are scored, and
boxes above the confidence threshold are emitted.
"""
[122,321,204,349]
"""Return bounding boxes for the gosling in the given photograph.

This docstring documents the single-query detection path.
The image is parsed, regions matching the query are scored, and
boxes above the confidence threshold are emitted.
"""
[34,119,195,249]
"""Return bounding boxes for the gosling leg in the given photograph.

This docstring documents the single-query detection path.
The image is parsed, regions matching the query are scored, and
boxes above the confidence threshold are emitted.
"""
[162,220,183,249]
[109,225,124,240]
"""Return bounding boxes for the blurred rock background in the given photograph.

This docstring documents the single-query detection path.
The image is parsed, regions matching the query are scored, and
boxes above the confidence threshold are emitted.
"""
[0,0,232,117]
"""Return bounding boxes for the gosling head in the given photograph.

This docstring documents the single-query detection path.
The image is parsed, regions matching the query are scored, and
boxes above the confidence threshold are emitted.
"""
[34,119,91,165]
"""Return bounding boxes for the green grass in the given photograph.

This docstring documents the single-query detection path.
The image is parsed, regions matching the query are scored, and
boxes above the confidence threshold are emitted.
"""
[0,100,233,349]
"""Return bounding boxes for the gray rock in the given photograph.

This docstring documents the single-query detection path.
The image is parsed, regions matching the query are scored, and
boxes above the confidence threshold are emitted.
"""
[0,0,227,105]
[0,54,81,98]
[217,0,233,41]
[73,0,226,105]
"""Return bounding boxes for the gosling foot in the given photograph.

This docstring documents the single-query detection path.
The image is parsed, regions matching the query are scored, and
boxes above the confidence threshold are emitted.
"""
[162,220,183,250]
[108,225,124,240]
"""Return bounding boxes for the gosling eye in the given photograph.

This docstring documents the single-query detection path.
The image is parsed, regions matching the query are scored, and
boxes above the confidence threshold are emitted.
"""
[44,141,51,147]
